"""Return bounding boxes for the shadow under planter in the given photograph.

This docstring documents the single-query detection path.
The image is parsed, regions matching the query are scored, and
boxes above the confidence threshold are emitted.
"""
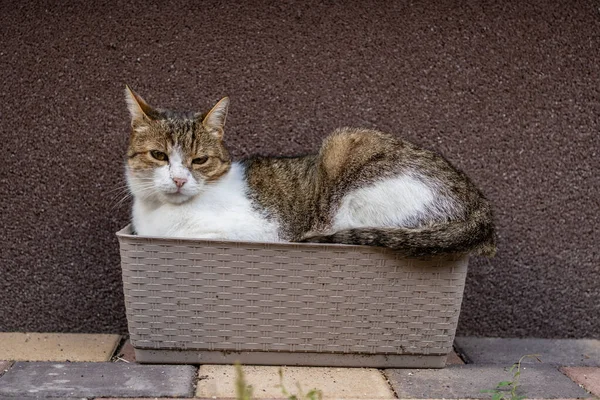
[117,225,468,368]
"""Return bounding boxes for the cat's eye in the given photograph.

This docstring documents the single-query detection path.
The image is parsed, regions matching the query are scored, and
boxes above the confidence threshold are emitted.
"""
[192,156,209,165]
[150,150,168,162]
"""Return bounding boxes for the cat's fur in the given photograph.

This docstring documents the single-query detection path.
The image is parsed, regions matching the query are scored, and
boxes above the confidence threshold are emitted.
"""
[125,86,496,257]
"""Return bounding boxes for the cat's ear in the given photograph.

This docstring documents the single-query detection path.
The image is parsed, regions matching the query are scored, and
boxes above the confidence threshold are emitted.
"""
[125,85,157,125]
[202,97,229,139]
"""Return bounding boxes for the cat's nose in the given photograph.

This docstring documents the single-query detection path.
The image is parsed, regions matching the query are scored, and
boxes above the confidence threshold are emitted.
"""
[173,177,187,188]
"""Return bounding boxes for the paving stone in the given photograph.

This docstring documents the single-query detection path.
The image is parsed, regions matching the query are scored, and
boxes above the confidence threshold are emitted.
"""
[196,364,396,399]
[0,333,121,362]
[0,361,12,377]
[0,398,89,400]
[454,337,600,366]
[446,350,464,365]
[112,339,136,363]
[385,364,589,399]
[561,367,600,396]
[0,362,196,398]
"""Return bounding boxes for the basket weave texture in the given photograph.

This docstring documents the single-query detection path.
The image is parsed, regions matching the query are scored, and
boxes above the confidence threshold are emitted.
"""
[118,226,468,357]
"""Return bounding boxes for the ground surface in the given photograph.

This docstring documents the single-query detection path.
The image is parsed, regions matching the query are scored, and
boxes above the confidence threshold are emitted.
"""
[0,333,598,399]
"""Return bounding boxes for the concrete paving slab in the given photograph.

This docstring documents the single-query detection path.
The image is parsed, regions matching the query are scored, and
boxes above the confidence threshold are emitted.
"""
[196,364,396,399]
[0,398,89,400]
[385,364,590,399]
[446,351,464,365]
[561,367,600,396]
[0,396,89,400]
[0,333,121,362]
[112,339,136,363]
[0,361,12,377]
[454,337,600,366]
[0,362,196,398]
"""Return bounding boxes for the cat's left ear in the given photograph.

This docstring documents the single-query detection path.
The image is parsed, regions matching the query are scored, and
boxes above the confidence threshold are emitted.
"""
[202,97,230,139]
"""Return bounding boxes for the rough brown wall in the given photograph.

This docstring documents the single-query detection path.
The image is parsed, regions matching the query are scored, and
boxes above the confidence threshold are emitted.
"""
[1,0,598,337]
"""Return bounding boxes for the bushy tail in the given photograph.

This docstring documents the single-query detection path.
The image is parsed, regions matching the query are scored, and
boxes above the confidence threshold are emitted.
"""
[299,212,496,257]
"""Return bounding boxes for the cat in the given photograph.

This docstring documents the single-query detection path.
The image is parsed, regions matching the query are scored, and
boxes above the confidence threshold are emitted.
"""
[124,86,496,257]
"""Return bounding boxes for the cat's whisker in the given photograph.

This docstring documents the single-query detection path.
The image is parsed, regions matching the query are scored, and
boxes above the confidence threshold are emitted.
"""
[105,184,132,194]
[140,189,158,202]
[110,184,157,209]
[108,187,133,199]
[108,183,155,203]
[111,194,133,210]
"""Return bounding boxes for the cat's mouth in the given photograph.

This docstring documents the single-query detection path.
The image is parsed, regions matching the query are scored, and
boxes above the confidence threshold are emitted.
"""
[162,190,194,204]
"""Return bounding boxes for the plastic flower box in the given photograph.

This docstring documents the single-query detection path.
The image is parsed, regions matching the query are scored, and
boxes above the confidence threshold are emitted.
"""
[117,225,467,367]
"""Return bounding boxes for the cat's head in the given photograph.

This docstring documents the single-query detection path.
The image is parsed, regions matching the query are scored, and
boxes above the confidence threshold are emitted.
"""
[124,86,232,205]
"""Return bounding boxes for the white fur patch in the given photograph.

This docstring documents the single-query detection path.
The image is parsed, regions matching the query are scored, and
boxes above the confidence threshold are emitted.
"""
[131,162,280,241]
[134,125,149,133]
[167,149,191,183]
[332,173,460,230]
[127,148,202,205]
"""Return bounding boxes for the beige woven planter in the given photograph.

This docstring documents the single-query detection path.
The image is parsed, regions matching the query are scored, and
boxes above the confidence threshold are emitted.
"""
[117,225,468,367]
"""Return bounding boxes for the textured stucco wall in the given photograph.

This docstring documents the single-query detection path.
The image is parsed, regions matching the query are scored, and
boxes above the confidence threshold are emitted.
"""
[1,1,598,337]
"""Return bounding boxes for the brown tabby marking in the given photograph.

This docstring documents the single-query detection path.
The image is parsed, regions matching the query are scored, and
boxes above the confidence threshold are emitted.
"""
[126,87,231,182]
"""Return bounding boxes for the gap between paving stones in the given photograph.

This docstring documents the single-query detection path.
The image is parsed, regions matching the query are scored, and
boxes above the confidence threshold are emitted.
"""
[379,367,400,400]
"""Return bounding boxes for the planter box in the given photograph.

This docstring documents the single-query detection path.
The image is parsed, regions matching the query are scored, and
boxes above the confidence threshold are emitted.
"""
[117,225,468,368]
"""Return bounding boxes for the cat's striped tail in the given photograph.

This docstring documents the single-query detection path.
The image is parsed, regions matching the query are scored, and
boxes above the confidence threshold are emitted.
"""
[299,213,496,257]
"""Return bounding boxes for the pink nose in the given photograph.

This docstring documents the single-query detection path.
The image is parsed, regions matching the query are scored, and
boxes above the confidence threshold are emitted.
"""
[173,177,187,188]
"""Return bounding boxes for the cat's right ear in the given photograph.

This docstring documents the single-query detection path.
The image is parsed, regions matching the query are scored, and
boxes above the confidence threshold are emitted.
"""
[125,85,156,126]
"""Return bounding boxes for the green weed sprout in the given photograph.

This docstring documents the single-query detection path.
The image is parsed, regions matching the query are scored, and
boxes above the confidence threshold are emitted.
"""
[481,354,541,400]
[234,363,253,400]
[277,367,323,400]
[233,363,322,400]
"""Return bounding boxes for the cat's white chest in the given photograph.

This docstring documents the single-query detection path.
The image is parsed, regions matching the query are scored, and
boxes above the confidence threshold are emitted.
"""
[132,163,280,242]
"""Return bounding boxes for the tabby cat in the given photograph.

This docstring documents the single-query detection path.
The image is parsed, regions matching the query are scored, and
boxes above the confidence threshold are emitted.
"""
[124,86,496,257]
